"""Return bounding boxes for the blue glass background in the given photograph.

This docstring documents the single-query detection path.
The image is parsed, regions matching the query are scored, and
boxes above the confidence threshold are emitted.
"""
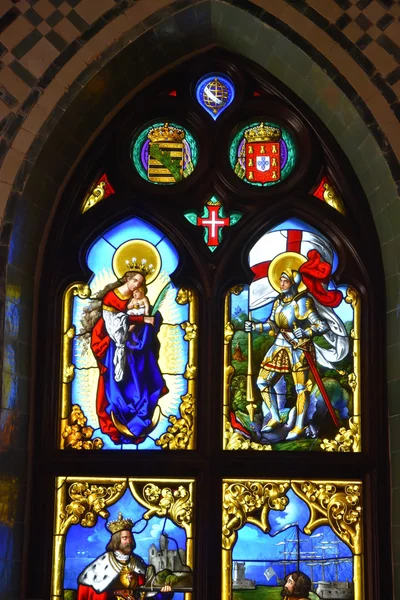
[232,489,353,588]
[87,217,178,279]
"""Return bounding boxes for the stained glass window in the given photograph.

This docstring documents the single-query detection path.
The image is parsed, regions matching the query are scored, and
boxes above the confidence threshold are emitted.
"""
[53,477,194,600]
[60,217,197,450]
[224,219,359,451]
[222,479,363,600]
[34,50,387,600]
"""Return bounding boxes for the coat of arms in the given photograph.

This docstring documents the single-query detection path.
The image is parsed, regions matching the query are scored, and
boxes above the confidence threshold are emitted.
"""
[231,121,295,187]
[132,122,197,185]
[148,123,185,183]
[244,123,282,183]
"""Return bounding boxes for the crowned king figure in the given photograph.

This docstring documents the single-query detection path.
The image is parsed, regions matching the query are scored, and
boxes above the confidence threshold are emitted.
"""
[244,123,282,184]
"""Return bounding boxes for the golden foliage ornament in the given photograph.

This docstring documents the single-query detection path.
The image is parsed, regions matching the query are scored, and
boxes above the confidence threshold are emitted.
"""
[224,421,271,451]
[62,404,103,450]
[222,480,290,550]
[129,481,193,535]
[320,418,360,452]
[156,392,194,450]
[60,481,127,534]
[291,480,362,554]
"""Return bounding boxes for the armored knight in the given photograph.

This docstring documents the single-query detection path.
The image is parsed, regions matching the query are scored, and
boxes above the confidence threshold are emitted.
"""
[77,512,173,600]
[245,250,349,441]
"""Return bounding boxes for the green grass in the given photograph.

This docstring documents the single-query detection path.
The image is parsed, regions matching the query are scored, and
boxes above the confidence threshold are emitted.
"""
[233,586,282,600]
[233,587,320,599]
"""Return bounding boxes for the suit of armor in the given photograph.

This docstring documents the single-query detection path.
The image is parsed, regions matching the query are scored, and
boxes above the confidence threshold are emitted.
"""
[256,285,329,440]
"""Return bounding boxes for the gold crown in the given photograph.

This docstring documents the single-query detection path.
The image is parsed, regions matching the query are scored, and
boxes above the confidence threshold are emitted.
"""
[148,123,185,143]
[244,123,281,143]
[124,256,156,278]
[106,512,134,535]
[113,240,161,284]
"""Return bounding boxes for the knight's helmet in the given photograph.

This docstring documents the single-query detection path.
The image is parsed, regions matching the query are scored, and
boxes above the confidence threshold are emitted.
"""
[280,268,302,296]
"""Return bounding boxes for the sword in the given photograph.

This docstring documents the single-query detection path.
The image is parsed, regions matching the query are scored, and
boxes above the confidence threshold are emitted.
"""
[138,587,192,592]
[246,310,257,421]
[114,587,192,599]
[280,326,340,428]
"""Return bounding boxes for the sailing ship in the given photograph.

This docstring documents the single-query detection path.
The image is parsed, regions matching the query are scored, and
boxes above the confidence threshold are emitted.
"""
[234,524,353,598]
[276,528,354,600]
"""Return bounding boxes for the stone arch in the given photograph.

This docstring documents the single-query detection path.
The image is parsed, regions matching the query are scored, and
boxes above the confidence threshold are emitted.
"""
[0,1,398,598]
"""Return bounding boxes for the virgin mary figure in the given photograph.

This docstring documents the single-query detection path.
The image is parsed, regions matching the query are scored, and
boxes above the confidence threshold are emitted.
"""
[90,240,168,445]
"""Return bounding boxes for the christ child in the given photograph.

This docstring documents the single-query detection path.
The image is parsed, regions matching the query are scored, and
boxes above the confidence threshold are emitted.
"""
[127,285,150,332]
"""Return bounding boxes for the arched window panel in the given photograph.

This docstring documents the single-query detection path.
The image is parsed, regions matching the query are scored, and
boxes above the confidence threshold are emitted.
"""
[60,217,197,451]
[52,477,194,600]
[222,479,363,600]
[224,219,360,452]
[30,48,388,600]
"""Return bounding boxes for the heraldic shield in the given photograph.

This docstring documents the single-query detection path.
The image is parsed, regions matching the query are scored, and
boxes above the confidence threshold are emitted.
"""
[147,123,185,183]
[245,124,281,183]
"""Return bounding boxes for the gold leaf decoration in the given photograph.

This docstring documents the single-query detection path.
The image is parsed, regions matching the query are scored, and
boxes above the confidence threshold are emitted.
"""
[224,321,234,344]
[82,180,106,214]
[322,183,345,215]
[176,288,193,305]
[156,393,194,450]
[230,285,244,296]
[66,326,75,339]
[60,481,126,534]
[129,481,193,535]
[348,373,357,392]
[61,404,103,450]
[320,418,360,452]
[345,287,358,308]
[291,481,362,554]
[181,321,197,342]
[184,364,197,379]
[224,420,271,451]
[222,481,290,550]
[63,364,75,383]
[73,283,91,299]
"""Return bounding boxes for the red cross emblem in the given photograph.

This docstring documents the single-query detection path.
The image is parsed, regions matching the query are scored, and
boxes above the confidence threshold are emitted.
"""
[184,197,242,251]
[197,204,230,246]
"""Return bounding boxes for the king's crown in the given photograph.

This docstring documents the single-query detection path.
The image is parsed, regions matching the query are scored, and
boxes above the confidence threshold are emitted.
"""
[244,123,281,143]
[148,123,185,143]
[124,256,156,279]
[106,512,134,535]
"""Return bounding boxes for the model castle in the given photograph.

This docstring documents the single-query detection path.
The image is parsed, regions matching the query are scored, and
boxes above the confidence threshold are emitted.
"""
[148,533,189,572]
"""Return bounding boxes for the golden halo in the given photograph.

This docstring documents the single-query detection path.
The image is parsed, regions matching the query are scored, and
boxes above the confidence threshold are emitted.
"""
[268,251,307,293]
[112,240,161,285]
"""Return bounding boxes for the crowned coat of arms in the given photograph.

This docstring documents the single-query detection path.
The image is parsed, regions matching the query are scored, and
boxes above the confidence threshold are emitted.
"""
[244,124,282,184]
[147,123,185,183]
